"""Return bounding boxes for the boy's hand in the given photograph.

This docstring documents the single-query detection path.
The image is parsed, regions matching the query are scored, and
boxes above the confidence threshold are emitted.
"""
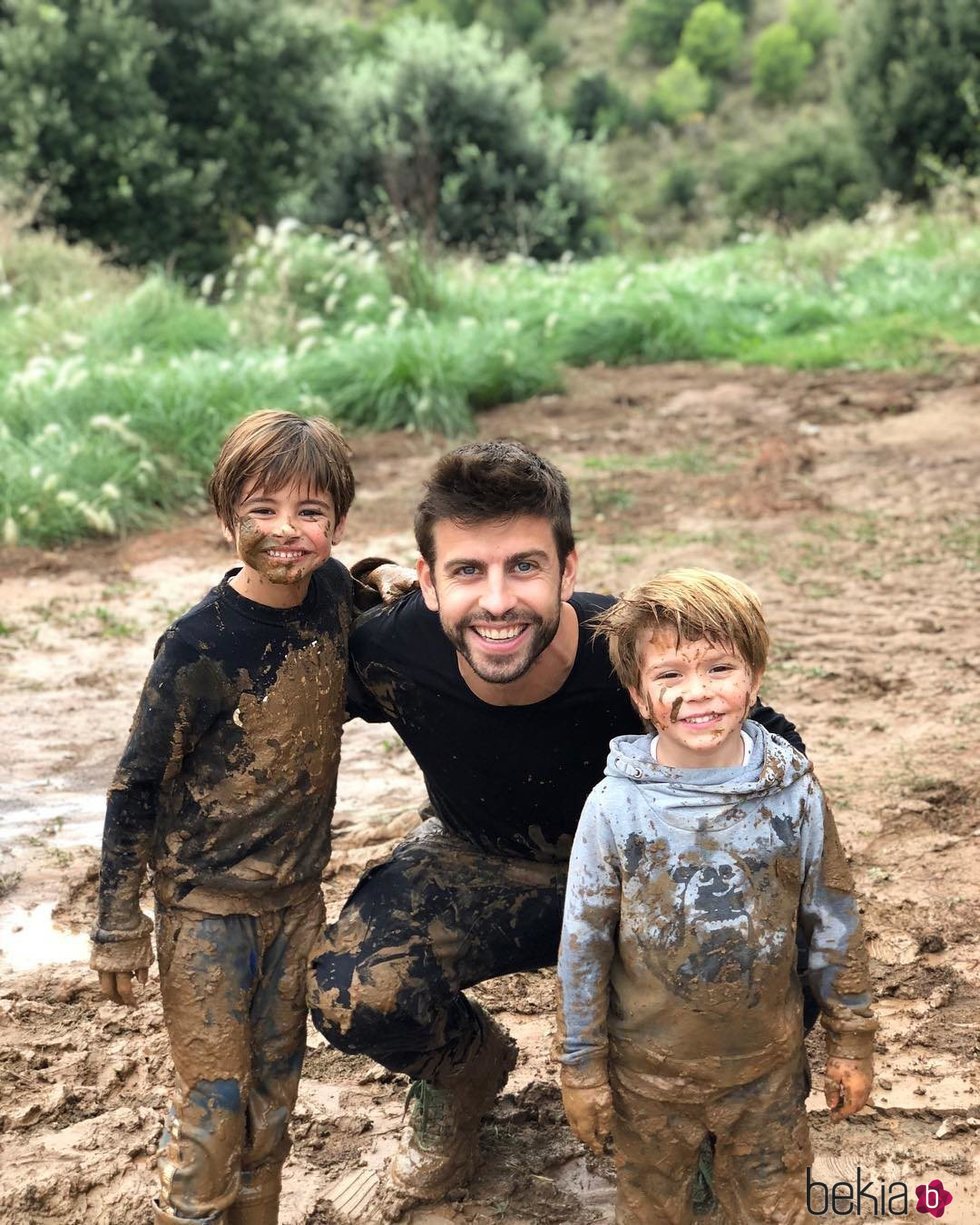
[98,967,149,1007]
[825,1056,873,1120]
[560,1076,614,1155]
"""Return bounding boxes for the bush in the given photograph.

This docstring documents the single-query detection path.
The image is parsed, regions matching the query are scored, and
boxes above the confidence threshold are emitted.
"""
[842,0,980,195]
[321,19,604,259]
[0,0,340,275]
[725,121,879,227]
[658,160,701,214]
[0,0,192,267]
[680,2,743,77]
[752,22,814,103]
[144,0,340,274]
[787,0,840,53]
[648,56,711,125]
[622,0,699,65]
[567,72,632,137]
[527,31,567,71]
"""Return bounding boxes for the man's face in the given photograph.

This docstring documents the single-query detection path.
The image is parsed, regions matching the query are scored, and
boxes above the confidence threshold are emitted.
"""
[418,515,577,685]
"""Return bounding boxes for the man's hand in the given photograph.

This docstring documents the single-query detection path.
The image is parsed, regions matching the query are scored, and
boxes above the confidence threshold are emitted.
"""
[97,966,149,1007]
[561,1078,614,1155]
[369,563,417,605]
[825,1056,873,1120]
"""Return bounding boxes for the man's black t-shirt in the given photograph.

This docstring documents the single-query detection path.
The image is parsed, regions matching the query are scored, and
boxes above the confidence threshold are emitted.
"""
[347,591,803,863]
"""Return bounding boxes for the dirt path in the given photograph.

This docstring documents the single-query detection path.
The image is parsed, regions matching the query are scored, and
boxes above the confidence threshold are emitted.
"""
[1,362,978,1223]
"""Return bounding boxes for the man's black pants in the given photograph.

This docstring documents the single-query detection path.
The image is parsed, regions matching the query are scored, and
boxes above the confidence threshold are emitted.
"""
[308,818,818,1082]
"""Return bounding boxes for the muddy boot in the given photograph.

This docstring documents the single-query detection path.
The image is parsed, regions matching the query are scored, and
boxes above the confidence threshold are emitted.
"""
[226,1165,281,1225]
[383,1006,518,1215]
[152,1199,225,1225]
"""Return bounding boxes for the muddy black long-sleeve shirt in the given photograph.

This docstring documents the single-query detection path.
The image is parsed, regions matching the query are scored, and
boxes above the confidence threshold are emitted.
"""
[94,562,352,941]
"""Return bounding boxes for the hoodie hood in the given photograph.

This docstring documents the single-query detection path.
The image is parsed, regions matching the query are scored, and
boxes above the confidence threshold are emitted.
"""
[604,720,812,833]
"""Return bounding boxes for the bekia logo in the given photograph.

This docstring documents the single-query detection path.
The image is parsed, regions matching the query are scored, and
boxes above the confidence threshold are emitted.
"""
[807,1168,954,1217]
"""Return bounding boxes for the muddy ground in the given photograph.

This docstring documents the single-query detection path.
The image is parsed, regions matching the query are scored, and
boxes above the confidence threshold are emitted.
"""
[1,361,978,1224]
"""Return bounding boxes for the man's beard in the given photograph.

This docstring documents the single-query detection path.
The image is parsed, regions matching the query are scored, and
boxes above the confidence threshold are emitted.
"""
[443,605,562,684]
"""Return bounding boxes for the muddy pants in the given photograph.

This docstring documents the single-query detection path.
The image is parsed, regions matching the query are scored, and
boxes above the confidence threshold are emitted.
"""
[155,890,325,1218]
[610,1050,812,1225]
[308,818,565,1081]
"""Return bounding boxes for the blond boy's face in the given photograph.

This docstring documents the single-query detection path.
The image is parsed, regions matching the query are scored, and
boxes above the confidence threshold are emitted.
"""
[628,632,762,769]
[224,478,346,608]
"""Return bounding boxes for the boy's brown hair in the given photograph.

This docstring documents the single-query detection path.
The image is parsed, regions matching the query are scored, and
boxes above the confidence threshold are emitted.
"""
[414,439,574,567]
[208,410,355,531]
[594,567,769,692]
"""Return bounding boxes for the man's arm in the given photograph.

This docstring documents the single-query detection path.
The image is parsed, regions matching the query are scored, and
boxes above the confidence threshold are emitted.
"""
[751,700,805,754]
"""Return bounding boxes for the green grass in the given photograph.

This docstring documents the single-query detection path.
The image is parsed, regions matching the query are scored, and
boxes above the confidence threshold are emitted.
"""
[3,203,980,547]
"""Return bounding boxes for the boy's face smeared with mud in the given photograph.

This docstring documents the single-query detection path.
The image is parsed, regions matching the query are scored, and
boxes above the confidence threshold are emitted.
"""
[628,633,762,768]
[225,478,346,608]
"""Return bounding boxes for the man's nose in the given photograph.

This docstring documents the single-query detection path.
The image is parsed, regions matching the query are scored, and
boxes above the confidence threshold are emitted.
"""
[480,570,516,617]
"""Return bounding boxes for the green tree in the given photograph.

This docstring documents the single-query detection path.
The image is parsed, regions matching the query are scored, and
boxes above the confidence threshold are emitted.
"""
[648,55,711,124]
[842,0,980,194]
[788,0,839,53]
[146,0,340,272]
[622,0,699,65]
[567,71,631,137]
[322,19,603,258]
[680,1,743,77]
[0,0,192,265]
[751,22,813,103]
[726,120,878,226]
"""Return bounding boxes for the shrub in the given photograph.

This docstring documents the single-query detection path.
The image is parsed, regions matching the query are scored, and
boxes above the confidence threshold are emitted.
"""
[0,0,340,275]
[842,0,980,195]
[787,0,840,53]
[0,0,192,267]
[725,121,879,227]
[527,31,567,71]
[648,56,711,125]
[567,72,632,137]
[658,160,701,214]
[751,22,814,103]
[622,0,699,65]
[680,2,743,77]
[320,19,604,259]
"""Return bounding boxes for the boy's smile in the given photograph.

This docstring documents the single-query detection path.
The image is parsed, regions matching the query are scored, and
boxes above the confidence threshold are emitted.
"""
[628,633,762,768]
[226,479,346,608]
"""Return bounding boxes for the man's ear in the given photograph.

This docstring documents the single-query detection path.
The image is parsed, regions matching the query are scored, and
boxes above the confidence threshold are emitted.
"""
[560,547,578,601]
[332,514,348,546]
[417,557,439,612]
[627,685,649,722]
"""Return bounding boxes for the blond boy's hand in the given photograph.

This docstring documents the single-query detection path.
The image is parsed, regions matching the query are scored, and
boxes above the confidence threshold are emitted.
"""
[97,967,149,1007]
[560,1076,614,1155]
[825,1056,873,1120]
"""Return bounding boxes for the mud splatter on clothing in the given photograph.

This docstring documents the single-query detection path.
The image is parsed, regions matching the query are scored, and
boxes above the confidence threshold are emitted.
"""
[93,561,351,939]
[558,721,876,1087]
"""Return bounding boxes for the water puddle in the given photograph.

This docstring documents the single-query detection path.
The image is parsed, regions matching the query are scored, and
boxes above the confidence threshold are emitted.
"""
[0,899,91,971]
[0,786,105,849]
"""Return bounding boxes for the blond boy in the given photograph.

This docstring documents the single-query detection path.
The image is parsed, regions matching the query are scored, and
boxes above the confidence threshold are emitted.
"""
[91,410,355,1225]
[557,568,875,1225]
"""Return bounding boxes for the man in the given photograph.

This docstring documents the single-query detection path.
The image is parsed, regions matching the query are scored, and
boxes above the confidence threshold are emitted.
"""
[309,440,804,1217]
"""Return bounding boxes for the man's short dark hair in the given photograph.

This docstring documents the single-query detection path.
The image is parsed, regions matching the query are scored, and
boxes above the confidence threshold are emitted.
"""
[414,439,575,567]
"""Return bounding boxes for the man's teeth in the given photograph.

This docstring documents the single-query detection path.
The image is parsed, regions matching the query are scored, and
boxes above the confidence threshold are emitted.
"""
[475,625,524,641]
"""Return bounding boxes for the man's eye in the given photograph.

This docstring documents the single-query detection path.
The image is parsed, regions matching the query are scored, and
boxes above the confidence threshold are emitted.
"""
[454,565,478,577]
[514,561,537,573]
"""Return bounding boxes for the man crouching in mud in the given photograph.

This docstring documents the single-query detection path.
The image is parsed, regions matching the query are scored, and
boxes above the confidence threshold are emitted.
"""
[309,440,805,1219]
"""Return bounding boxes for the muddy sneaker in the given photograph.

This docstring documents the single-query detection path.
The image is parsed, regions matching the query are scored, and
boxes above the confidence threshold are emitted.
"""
[385,1008,518,1212]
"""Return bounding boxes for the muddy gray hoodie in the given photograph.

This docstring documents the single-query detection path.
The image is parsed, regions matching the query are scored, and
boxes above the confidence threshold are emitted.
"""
[558,721,876,1088]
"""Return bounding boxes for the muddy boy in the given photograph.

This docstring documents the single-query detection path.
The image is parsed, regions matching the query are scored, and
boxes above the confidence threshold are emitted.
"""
[90,410,355,1225]
[558,568,876,1225]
